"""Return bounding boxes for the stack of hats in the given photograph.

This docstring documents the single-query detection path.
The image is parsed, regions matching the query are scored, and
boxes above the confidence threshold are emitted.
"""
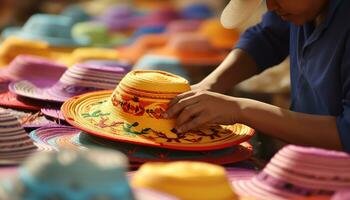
[9,62,129,121]
[0,110,52,165]
[61,70,255,166]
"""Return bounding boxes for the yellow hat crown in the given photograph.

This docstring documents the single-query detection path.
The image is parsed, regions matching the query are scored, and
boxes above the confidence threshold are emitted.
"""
[110,70,190,136]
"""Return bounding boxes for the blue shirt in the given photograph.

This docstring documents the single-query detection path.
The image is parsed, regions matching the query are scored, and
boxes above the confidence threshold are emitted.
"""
[235,0,350,152]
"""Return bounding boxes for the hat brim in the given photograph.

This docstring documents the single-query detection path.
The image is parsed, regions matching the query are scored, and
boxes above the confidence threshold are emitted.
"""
[9,80,64,103]
[233,177,305,200]
[4,29,89,47]
[41,108,65,121]
[29,126,85,151]
[0,90,41,111]
[78,132,253,164]
[62,90,254,151]
[221,0,263,29]
[0,179,178,200]
[30,126,253,165]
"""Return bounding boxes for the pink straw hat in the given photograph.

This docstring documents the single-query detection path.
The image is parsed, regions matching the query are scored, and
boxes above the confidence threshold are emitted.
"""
[233,145,350,200]
[0,55,66,110]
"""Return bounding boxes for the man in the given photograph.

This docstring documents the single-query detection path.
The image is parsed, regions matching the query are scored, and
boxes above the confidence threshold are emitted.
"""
[166,0,350,152]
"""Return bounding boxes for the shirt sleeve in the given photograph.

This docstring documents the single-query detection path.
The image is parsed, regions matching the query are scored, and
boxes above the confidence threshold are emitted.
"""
[336,35,350,153]
[235,11,290,72]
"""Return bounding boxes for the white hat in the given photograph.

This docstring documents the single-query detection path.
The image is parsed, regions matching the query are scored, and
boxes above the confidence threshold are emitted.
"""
[221,0,262,29]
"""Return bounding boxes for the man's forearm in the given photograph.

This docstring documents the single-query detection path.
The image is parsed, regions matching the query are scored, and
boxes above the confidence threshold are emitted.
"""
[237,98,343,151]
[200,49,258,93]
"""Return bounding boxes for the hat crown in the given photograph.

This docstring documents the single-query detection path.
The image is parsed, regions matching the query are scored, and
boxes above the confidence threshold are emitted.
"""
[6,55,66,81]
[22,14,73,39]
[57,63,126,89]
[260,145,350,194]
[72,22,108,43]
[13,148,135,200]
[0,110,36,153]
[132,161,238,200]
[116,70,189,95]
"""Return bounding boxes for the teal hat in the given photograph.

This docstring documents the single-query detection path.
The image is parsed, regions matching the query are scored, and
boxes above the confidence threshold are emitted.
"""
[72,21,127,47]
[0,148,176,200]
[134,55,190,82]
[61,5,91,24]
[0,148,177,200]
[2,14,89,47]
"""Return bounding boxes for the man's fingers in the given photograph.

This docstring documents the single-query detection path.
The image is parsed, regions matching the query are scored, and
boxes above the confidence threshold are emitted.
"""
[177,113,209,133]
[175,103,202,127]
[168,91,195,108]
[166,95,200,118]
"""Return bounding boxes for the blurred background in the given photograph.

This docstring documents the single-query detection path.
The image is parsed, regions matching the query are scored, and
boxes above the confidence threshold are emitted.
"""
[0,0,290,161]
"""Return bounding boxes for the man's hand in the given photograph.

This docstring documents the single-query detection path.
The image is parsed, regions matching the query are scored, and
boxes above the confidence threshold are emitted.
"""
[165,90,241,133]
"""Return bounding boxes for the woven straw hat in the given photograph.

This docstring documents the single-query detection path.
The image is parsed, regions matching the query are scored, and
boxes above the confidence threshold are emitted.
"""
[131,161,239,200]
[62,70,254,151]
[233,145,350,200]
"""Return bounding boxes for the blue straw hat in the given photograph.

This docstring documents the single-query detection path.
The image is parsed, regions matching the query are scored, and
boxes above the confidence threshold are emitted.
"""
[181,3,213,20]
[2,14,89,47]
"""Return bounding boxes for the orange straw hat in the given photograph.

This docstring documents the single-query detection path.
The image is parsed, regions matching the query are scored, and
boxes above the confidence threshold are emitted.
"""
[221,0,263,29]
[117,34,169,64]
[198,18,240,50]
[62,70,254,151]
[150,33,227,66]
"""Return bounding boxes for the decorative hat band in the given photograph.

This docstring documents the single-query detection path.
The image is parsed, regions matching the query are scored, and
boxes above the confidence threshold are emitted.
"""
[110,70,190,121]
[256,172,335,196]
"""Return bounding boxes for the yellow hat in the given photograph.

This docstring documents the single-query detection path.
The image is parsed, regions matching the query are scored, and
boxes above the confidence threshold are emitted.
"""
[0,37,51,67]
[131,161,239,200]
[62,70,254,150]
[59,47,119,66]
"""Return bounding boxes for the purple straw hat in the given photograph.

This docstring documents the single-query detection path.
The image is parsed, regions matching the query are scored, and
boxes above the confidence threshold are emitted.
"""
[83,59,132,72]
[0,110,53,165]
[97,5,135,31]
[233,145,350,200]
[9,63,128,103]
[130,6,180,28]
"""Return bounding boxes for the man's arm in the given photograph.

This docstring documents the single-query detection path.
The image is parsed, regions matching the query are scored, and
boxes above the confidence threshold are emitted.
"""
[195,11,290,93]
[197,49,258,93]
[238,98,342,150]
